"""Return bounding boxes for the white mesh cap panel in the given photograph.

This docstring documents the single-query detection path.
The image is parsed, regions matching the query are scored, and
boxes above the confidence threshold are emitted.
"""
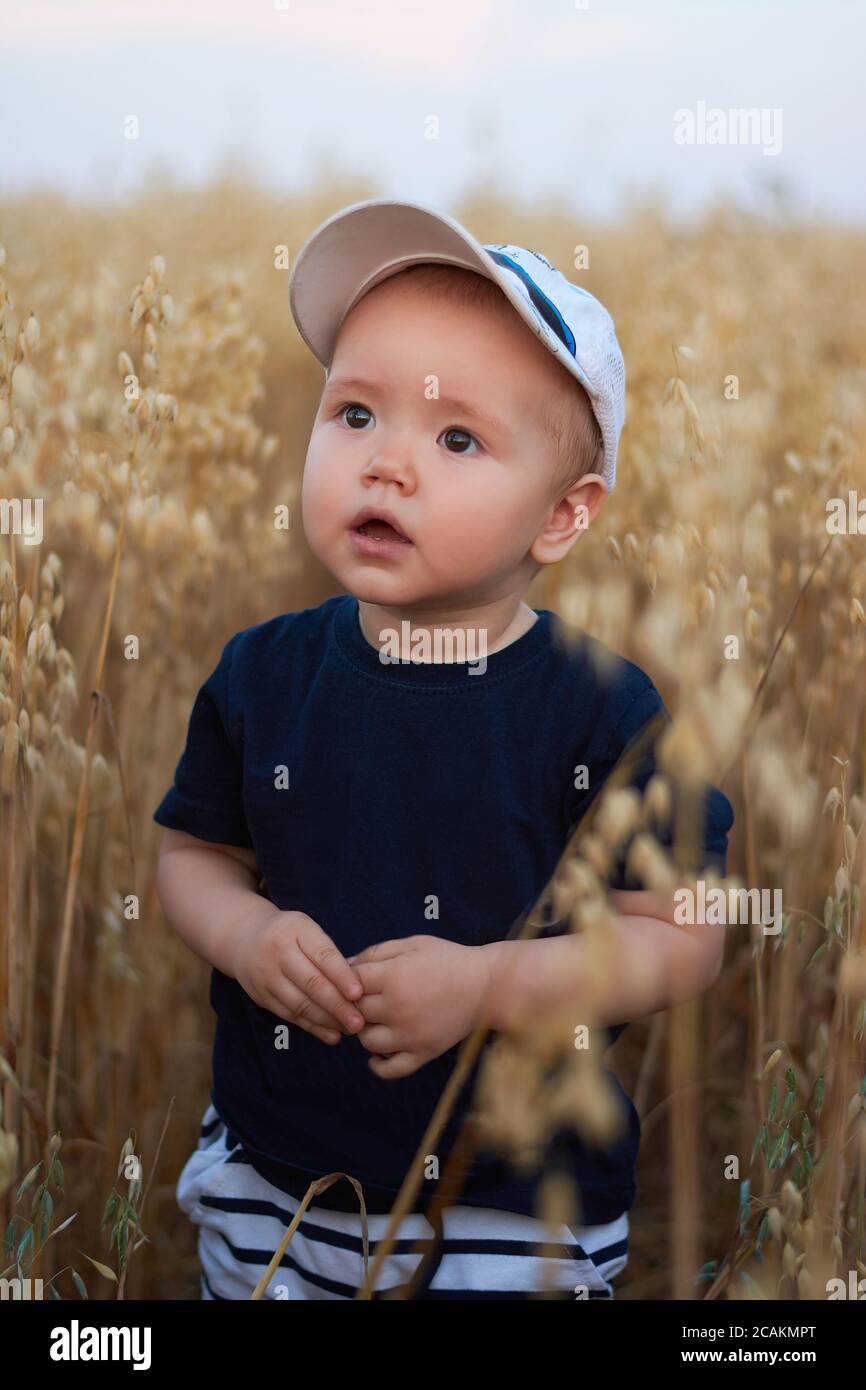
[482,243,626,491]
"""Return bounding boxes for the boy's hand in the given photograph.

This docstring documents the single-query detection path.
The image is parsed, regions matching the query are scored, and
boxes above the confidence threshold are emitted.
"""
[232,907,365,1046]
[346,935,493,1079]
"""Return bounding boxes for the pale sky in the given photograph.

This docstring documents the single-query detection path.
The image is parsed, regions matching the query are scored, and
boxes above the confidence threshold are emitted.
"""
[1,0,863,222]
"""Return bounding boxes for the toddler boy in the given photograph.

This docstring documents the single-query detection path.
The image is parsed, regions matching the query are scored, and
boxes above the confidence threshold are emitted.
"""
[154,198,734,1300]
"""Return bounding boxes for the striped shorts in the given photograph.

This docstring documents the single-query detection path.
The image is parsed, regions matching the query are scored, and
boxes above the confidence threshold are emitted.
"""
[176,1104,629,1300]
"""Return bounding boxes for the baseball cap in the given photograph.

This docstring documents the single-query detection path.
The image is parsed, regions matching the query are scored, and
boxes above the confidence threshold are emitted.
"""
[288,197,627,492]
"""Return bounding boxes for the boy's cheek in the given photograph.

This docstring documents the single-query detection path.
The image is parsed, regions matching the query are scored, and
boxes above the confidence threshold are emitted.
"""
[301,474,345,555]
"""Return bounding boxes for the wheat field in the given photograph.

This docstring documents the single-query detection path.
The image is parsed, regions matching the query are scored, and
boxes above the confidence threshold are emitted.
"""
[1,175,865,1299]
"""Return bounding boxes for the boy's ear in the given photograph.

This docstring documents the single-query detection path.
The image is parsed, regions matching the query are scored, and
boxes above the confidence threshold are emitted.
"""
[531,473,608,570]
[568,473,608,533]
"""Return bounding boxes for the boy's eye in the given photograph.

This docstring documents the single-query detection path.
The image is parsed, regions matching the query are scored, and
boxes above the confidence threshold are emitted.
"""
[335,404,481,455]
[439,427,481,456]
[339,403,373,428]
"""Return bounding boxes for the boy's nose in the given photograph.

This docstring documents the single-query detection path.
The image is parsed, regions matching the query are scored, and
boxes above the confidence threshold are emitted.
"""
[362,445,416,488]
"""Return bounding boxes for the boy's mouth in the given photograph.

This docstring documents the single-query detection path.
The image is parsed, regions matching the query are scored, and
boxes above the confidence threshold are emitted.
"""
[354,520,412,543]
[348,507,414,546]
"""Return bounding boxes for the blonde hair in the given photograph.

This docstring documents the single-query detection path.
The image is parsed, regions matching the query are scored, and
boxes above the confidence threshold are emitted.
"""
[540,383,604,499]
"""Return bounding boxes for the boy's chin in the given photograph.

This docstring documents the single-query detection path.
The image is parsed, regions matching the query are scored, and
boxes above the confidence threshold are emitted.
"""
[351,582,428,608]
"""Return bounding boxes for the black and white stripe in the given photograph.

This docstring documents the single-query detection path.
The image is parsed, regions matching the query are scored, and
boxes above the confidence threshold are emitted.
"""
[177,1105,628,1300]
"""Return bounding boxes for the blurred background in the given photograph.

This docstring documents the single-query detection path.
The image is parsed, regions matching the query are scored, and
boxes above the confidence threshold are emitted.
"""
[1,0,865,1301]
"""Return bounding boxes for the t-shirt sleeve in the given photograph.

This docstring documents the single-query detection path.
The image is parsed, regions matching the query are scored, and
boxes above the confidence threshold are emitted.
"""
[567,680,735,892]
[152,632,254,849]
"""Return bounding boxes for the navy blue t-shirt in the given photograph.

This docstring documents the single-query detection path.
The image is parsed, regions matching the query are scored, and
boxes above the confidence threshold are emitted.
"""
[153,594,734,1223]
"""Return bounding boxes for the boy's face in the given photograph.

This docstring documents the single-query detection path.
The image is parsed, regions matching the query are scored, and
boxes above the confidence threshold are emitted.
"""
[301,275,601,610]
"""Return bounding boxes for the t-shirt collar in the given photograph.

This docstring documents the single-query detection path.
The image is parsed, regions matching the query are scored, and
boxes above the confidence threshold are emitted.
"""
[333,594,553,686]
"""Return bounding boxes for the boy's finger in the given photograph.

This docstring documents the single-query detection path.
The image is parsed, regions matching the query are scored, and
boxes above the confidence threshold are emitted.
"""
[263,981,348,1034]
[368,1051,417,1079]
[295,1019,341,1046]
[354,992,387,1022]
[357,1022,398,1052]
[348,939,405,966]
[298,927,364,1000]
[282,957,365,1033]
[351,960,388,991]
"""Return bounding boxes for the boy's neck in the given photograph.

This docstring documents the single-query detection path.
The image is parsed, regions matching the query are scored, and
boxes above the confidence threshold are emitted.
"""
[355,597,538,662]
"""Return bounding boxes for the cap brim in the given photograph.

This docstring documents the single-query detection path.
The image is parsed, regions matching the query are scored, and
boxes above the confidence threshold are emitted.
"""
[288,197,546,369]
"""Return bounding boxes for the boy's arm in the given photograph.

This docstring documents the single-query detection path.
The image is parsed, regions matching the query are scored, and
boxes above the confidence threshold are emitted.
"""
[476,889,725,1034]
[155,827,276,977]
[155,828,365,1042]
